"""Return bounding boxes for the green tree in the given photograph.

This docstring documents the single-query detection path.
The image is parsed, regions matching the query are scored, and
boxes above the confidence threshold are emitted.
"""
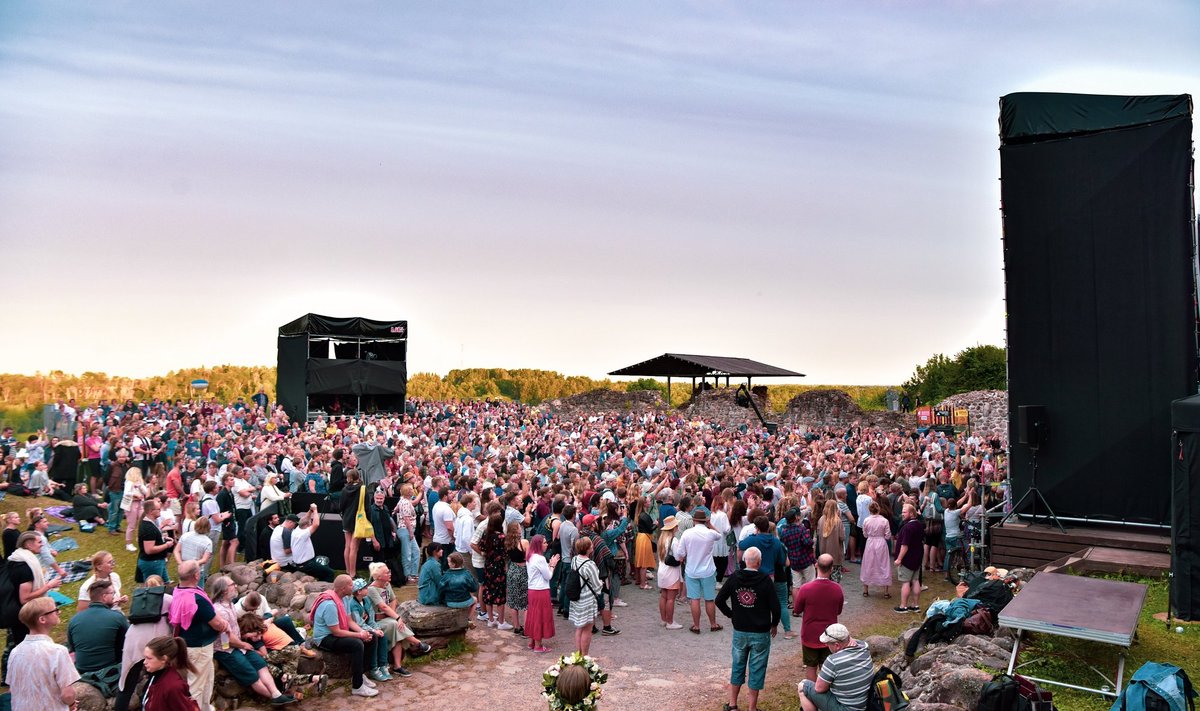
[625,378,668,401]
[902,345,1007,405]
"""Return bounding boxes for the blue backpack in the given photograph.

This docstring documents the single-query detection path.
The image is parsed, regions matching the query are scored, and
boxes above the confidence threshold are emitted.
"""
[1111,662,1196,711]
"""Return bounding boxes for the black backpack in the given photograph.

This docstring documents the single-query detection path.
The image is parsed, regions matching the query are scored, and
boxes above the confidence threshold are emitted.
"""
[128,585,166,624]
[0,560,20,628]
[565,560,598,602]
[868,665,909,711]
[977,674,1028,711]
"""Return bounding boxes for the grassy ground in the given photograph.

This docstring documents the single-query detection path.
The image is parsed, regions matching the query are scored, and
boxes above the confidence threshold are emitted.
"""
[2,492,137,641]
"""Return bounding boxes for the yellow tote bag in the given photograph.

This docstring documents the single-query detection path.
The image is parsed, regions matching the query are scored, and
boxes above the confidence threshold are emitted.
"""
[353,485,375,539]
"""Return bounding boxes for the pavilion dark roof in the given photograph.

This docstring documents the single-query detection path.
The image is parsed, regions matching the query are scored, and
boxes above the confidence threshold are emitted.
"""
[608,353,804,378]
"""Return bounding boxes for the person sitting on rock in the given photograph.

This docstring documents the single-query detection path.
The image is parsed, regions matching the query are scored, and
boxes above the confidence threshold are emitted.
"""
[796,623,873,711]
[417,543,444,605]
[237,613,326,697]
[439,551,480,625]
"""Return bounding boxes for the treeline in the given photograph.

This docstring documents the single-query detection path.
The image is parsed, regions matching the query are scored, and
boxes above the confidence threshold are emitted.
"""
[901,344,1007,406]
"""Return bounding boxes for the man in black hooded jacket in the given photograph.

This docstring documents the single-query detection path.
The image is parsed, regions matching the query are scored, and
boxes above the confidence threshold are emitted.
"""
[716,546,781,711]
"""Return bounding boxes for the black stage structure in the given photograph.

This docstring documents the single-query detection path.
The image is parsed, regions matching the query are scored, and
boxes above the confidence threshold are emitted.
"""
[277,314,408,422]
[1000,92,1196,527]
[1171,395,1200,620]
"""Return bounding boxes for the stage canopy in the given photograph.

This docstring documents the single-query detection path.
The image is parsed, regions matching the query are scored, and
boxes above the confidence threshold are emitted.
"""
[279,313,407,338]
[609,353,803,379]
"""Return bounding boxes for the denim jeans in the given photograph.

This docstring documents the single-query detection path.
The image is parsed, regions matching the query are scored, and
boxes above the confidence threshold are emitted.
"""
[774,582,791,632]
[397,527,419,577]
[137,558,170,584]
[106,489,124,532]
[730,629,771,690]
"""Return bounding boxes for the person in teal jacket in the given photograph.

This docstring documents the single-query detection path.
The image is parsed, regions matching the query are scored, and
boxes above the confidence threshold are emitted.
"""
[439,551,480,624]
[418,543,444,605]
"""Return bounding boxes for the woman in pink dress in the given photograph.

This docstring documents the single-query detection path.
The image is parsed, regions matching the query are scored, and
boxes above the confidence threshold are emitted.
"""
[859,502,892,598]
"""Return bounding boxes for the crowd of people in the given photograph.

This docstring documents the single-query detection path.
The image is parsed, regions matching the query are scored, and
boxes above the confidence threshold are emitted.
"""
[0,393,1007,711]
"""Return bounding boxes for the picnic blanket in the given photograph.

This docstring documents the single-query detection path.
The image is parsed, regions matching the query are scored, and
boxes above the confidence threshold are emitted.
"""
[48,558,92,585]
[46,505,77,523]
[50,537,79,553]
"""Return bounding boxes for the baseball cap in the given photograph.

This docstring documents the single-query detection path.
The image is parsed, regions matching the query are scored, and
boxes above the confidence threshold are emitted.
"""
[820,623,850,644]
[581,514,597,528]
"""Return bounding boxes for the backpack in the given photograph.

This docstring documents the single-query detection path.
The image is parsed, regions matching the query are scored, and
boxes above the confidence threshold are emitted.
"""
[977,674,1028,711]
[128,585,166,624]
[565,560,598,602]
[0,561,20,628]
[961,607,996,636]
[1111,662,1196,711]
[868,665,909,711]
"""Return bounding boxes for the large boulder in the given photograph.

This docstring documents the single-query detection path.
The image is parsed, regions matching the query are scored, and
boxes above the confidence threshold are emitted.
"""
[922,665,993,709]
[223,563,261,588]
[864,635,897,660]
[397,600,470,637]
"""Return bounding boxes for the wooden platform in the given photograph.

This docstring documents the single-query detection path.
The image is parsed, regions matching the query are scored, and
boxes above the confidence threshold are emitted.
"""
[991,521,1171,576]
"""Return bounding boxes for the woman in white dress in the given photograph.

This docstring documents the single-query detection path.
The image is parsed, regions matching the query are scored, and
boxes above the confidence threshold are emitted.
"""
[655,516,683,630]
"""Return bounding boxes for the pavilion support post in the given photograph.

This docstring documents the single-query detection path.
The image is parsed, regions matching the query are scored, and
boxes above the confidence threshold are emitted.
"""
[667,376,671,407]
[692,377,696,397]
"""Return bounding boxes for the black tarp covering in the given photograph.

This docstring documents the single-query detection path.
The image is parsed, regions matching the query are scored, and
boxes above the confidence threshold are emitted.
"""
[279,314,408,339]
[277,335,309,423]
[1001,92,1195,526]
[1172,395,1200,620]
[1000,93,1191,143]
[306,359,407,395]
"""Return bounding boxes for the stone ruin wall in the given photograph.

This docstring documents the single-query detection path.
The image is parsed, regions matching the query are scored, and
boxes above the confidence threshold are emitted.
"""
[937,389,1008,438]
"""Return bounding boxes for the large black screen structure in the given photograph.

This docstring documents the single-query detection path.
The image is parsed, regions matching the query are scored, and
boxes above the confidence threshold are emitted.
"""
[1000,92,1196,526]
[276,314,408,422]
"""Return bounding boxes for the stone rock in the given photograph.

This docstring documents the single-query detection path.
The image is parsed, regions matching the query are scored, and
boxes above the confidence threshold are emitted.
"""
[224,563,260,587]
[910,703,968,711]
[303,592,320,613]
[296,653,328,678]
[314,649,353,679]
[290,593,308,612]
[923,666,993,709]
[71,681,109,711]
[214,669,247,699]
[398,600,470,637]
[784,388,918,431]
[421,633,461,650]
[864,635,897,660]
[304,581,332,593]
[1008,567,1036,582]
[257,582,284,606]
[681,388,769,428]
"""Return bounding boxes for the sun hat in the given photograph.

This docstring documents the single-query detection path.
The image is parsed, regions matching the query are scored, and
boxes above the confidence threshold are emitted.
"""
[660,515,678,531]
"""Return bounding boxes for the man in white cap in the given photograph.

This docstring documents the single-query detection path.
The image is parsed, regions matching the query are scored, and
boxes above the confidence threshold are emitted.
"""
[796,623,873,711]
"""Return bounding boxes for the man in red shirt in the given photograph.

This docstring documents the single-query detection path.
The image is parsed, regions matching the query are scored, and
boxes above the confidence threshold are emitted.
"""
[792,554,844,682]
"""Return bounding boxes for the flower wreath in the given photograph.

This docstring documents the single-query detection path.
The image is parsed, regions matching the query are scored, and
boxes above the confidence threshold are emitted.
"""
[542,652,608,711]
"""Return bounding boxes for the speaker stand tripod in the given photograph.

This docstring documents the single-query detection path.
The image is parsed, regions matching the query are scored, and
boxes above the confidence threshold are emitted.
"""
[1001,447,1066,533]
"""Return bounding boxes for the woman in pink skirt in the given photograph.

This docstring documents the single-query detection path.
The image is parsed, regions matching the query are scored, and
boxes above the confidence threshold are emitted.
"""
[524,534,559,653]
[859,502,893,598]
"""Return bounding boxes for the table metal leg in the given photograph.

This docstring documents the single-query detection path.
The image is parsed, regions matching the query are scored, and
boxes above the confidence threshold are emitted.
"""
[1115,650,1125,697]
[1007,629,1022,675]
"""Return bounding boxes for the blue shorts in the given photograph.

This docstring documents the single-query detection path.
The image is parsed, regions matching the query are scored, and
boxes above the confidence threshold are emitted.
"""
[685,573,716,601]
[214,649,267,687]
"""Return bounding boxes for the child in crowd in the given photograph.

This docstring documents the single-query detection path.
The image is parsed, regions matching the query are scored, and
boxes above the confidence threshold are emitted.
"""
[343,578,390,682]
[440,552,480,626]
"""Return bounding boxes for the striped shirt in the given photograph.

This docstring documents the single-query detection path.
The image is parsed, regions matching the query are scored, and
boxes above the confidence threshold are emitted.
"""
[819,640,873,710]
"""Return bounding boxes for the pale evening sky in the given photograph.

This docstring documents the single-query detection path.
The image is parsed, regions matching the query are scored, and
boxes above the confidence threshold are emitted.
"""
[1,2,1196,384]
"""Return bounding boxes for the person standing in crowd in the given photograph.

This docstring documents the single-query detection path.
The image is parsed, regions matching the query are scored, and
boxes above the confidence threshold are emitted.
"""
[859,501,893,598]
[351,433,395,486]
[568,537,602,656]
[121,466,149,552]
[115,574,173,711]
[524,534,557,652]
[340,469,364,578]
[738,515,795,640]
[793,554,844,683]
[894,503,925,614]
[430,485,457,567]
[7,597,79,711]
[4,531,62,680]
[394,482,420,583]
[716,546,781,711]
[138,498,175,583]
[677,508,723,634]
[779,506,817,589]
[311,575,378,698]
[656,516,683,630]
[797,623,873,711]
[480,512,511,629]
[168,560,227,711]
[555,503,579,618]
[106,448,131,535]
